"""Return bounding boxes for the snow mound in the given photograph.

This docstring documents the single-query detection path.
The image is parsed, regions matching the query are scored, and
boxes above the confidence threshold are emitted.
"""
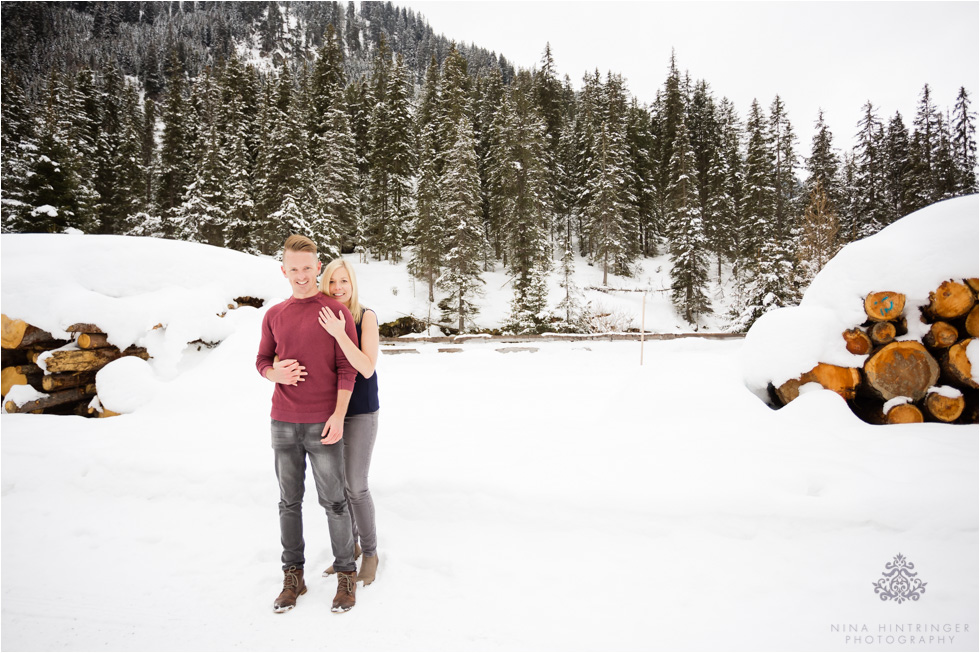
[1,234,289,377]
[95,356,160,414]
[742,194,979,400]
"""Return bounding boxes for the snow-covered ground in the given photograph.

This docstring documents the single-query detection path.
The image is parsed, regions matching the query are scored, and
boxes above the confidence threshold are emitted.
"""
[1,206,977,650]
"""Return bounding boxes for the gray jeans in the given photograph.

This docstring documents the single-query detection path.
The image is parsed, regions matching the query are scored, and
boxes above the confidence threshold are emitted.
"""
[271,419,356,572]
[344,411,379,557]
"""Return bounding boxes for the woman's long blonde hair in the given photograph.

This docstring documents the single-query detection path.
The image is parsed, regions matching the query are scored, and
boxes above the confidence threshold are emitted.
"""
[320,258,365,324]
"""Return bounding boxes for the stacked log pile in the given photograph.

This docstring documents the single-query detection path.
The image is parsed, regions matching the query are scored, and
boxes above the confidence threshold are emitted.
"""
[770,279,978,425]
[2,315,149,417]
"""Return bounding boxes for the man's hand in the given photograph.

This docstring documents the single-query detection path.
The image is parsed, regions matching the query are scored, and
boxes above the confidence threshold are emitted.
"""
[266,358,307,385]
[320,412,344,445]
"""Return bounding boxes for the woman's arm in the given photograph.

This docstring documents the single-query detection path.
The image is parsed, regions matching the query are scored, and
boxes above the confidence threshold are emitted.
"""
[318,307,380,378]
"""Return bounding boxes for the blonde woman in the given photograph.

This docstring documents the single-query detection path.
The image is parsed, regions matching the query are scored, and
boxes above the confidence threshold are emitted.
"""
[317,258,381,585]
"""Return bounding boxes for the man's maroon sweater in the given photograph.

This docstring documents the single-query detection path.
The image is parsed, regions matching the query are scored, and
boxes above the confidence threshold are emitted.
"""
[256,294,359,423]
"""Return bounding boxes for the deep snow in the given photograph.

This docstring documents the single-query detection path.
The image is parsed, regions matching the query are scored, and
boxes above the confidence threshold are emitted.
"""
[1,209,978,651]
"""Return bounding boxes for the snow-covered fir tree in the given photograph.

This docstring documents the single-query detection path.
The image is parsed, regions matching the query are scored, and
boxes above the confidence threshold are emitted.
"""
[438,117,487,332]
[667,113,711,325]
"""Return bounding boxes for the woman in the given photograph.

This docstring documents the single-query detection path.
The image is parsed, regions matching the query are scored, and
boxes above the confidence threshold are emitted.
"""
[317,258,381,585]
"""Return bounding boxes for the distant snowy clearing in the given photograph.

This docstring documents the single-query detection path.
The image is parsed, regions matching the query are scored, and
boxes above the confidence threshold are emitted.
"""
[1,233,977,651]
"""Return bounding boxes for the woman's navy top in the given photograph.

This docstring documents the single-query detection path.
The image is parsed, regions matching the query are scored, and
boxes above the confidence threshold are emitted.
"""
[348,308,380,415]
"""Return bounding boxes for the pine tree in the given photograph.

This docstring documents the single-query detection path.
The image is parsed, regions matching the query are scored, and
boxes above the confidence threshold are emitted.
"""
[365,44,415,261]
[438,117,487,332]
[881,111,912,223]
[806,110,841,211]
[769,95,799,241]
[157,50,192,220]
[793,181,839,294]
[410,129,443,304]
[853,101,886,238]
[1,69,37,232]
[667,113,711,324]
[951,86,978,194]
[490,78,553,333]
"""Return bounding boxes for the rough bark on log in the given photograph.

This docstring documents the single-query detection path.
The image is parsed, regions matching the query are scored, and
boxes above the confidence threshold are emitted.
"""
[869,321,896,345]
[42,371,98,392]
[924,391,966,423]
[775,363,862,405]
[926,280,976,320]
[843,328,873,355]
[77,333,110,349]
[2,314,58,349]
[941,339,977,389]
[885,403,924,424]
[923,321,959,349]
[4,384,97,414]
[1,365,43,395]
[40,347,149,373]
[864,341,940,401]
[966,306,978,338]
[65,323,104,334]
[864,292,906,322]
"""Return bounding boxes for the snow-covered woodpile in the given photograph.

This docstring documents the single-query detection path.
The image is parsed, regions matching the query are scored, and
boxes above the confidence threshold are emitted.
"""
[2,314,149,417]
[771,281,978,425]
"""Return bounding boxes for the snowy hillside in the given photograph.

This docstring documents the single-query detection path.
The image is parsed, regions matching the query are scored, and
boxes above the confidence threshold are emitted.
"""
[1,231,977,651]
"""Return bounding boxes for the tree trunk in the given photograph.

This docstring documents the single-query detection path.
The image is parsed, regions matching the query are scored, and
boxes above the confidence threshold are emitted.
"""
[864,292,906,322]
[775,363,862,405]
[42,370,98,392]
[864,341,940,401]
[843,328,873,355]
[4,384,97,414]
[925,280,976,320]
[77,333,110,349]
[39,347,149,373]
[923,390,966,423]
[1,314,62,350]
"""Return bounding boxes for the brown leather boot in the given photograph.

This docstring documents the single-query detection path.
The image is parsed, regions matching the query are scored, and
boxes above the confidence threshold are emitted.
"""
[331,570,357,613]
[322,542,361,576]
[273,566,307,613]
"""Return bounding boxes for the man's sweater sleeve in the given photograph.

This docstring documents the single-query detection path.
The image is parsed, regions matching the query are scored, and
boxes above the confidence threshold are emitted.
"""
[256,311,276,378]
[334,305,359,392]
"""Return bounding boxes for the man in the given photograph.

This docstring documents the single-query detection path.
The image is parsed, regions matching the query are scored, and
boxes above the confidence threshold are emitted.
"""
[256,235,360,614]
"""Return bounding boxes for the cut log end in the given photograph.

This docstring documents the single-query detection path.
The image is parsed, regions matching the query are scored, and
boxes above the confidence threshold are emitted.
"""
[864,291,906,322]
[869,321,897,345]
[942,339,977,390]
[927,280,976,320]
[966,306,978,339]
[843,328,873,355]
[885,403,924,424]
[923,321,959,349]
[924,391,966,423]
[865,341,940,401]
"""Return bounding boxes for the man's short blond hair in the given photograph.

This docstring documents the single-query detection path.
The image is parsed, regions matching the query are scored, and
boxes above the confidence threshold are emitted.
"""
[283,234,317,255]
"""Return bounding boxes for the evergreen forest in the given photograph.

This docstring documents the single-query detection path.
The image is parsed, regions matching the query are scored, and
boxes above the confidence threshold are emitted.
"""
[2,1,977,332]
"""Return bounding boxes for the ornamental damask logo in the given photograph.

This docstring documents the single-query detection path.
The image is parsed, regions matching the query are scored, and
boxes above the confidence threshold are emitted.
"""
[872,553,927,603]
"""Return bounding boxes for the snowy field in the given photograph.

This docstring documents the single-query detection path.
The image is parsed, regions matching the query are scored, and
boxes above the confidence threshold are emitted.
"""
[2,337,977,651]
[2,198,978,652]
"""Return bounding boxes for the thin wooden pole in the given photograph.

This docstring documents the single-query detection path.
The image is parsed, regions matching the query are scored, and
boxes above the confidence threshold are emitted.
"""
[640,293,646,365]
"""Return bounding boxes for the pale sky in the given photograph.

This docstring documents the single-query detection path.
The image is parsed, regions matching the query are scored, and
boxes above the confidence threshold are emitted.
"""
[400,1,979,150]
